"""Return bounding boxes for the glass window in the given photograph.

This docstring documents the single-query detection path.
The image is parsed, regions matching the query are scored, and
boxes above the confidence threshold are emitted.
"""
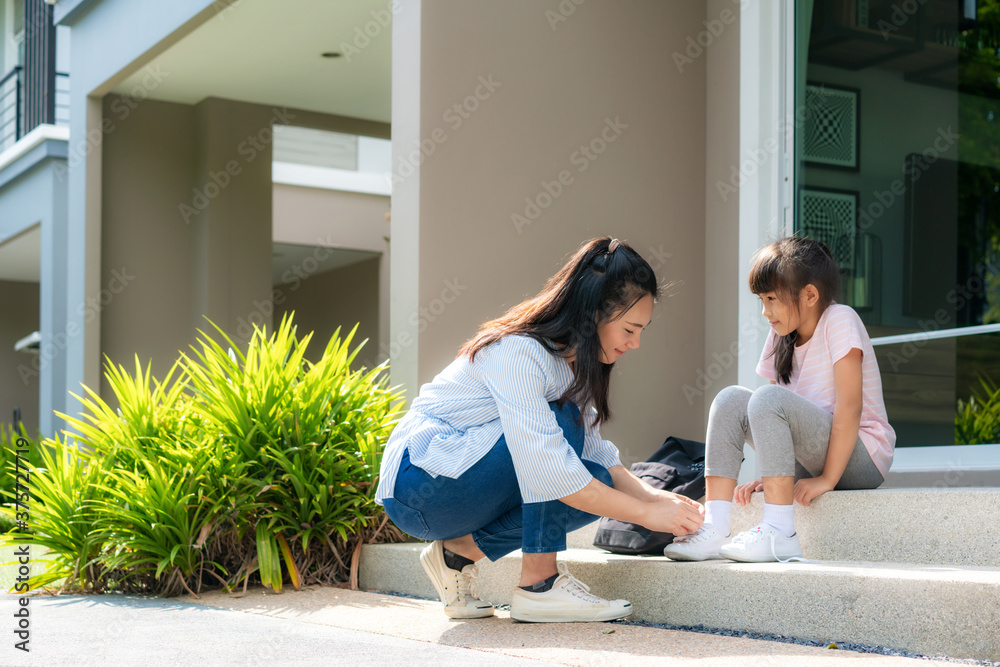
[795,0,1000,447]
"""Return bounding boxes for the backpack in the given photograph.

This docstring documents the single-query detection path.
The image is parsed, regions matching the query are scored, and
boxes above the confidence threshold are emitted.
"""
[591,435,706,555]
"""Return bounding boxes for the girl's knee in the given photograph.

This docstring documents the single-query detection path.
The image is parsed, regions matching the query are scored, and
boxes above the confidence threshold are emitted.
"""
[747,383,789,417]
[711,385,752,412]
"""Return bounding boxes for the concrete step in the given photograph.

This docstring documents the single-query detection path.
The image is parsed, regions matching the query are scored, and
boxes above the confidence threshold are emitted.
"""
[359,542,1000,662]
[571,488,1000,567]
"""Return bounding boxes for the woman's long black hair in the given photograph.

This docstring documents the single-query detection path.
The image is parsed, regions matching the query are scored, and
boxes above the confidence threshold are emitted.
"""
[749,237,840,385]
[459,237,659,427]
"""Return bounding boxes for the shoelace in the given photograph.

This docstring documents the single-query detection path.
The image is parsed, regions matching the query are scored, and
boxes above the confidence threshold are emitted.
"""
[768,534,812,564]
[456,564,482,601]
[556,564,604,604]
[671,530,700,544]
[731,526,812,563]
[730,526,760,544]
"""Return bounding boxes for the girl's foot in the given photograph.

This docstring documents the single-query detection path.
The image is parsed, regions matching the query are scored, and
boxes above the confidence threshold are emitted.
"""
[718,524,802,563]
[510,563,632,622]
[662,524,729,561]
[419,541,494,618]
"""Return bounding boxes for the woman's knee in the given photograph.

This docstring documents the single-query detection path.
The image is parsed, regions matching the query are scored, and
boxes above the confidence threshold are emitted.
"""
[549,400,584,451]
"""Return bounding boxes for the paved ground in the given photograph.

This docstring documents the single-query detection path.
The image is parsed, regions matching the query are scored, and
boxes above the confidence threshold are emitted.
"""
[0,585,958,667]
[0,593,545,667]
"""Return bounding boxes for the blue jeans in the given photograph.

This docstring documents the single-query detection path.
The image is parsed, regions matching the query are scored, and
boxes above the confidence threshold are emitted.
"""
[383,402,613,561]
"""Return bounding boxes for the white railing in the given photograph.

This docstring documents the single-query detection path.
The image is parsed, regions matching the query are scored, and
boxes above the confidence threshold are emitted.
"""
[870,323,1000,347]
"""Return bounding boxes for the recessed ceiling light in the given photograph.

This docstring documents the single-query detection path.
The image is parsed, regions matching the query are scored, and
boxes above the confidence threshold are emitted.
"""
[321,52,342,59]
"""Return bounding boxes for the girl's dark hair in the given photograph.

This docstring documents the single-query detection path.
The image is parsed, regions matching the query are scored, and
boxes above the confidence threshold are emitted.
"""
[459,237,659,427]
[749,237,840,385]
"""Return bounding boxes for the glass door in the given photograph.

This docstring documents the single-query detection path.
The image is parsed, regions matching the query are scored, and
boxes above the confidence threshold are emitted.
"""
[794,0,1000,449]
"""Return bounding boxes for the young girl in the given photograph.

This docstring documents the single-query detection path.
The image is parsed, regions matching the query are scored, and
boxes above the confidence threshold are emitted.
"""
[376,237,704,621]
[664,237,894,563]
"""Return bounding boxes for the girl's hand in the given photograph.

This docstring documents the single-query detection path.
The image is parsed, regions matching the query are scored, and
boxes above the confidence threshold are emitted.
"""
[734,479,763,505]
[794,476,835,506]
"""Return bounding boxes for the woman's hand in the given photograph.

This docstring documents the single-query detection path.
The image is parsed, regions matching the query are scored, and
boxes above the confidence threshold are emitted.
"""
[640,492,704,536]
[563,470,703,536]
[734,479,763,505]
[794,475,835,506]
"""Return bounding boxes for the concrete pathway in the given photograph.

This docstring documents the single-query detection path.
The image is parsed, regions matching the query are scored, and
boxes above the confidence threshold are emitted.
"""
[0,593,545,666]
[0,586,966,666]
[179,586,961,666]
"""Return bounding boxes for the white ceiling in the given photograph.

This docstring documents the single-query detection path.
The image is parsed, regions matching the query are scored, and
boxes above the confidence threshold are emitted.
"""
[112,0,392,123]
[0,225,40,282]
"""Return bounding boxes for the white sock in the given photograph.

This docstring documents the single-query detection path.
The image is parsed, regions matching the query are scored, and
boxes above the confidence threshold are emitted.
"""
[704,500,732,536]
[762,503,795,538]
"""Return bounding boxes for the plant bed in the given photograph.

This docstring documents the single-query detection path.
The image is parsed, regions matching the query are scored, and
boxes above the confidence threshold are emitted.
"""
[1,314,404,597]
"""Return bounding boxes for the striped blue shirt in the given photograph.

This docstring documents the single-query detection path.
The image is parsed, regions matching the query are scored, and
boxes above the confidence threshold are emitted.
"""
[375,334,623,505]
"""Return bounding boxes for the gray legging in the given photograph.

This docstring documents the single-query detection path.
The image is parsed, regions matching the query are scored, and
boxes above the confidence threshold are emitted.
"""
[704,384,884,488]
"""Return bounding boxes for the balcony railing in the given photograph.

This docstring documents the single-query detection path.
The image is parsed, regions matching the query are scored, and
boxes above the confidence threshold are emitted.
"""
[0,66,70,155]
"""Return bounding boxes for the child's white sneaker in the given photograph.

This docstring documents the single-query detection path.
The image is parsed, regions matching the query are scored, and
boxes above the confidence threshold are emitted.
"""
[509,563,632,623]
[662,524,728,561]
[718,523,802,563]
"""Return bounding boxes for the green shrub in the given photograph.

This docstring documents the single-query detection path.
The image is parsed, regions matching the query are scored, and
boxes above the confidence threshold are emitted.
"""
[2,313,404,596]
[955,374,1000,445]
[0,425,54,532]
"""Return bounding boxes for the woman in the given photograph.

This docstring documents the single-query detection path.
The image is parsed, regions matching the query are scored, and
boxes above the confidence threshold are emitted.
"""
[375,237,703,622]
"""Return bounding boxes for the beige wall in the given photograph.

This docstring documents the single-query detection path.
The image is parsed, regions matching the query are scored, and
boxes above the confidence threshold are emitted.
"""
[101,95,201,388]
[272,184,390,356]
[394,0,709,463]
[101,94,390,403]
[273,186,390,254]
[274,256,380,368]
[0,280,40,433]
[704,0,742,420]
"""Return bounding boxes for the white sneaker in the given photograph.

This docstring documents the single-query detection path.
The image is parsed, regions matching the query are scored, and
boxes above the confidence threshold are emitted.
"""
[662,524,729,561]
[718,523,803,563]
[509,562,632,623]
[419,541,494,619]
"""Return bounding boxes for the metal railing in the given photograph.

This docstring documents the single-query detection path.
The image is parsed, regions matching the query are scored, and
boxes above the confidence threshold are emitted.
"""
[0,66,69,154]
[871,322,1000,347]
[0,66,23,153]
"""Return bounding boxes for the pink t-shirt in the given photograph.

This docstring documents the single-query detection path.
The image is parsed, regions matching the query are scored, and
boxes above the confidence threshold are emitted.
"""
[756,303,896,478]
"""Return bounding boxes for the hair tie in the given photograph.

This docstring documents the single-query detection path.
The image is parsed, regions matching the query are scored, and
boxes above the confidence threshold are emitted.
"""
[608,238,620,254]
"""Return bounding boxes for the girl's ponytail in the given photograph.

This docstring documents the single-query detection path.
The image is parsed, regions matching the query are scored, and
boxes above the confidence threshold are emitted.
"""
[749,237,840,385]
